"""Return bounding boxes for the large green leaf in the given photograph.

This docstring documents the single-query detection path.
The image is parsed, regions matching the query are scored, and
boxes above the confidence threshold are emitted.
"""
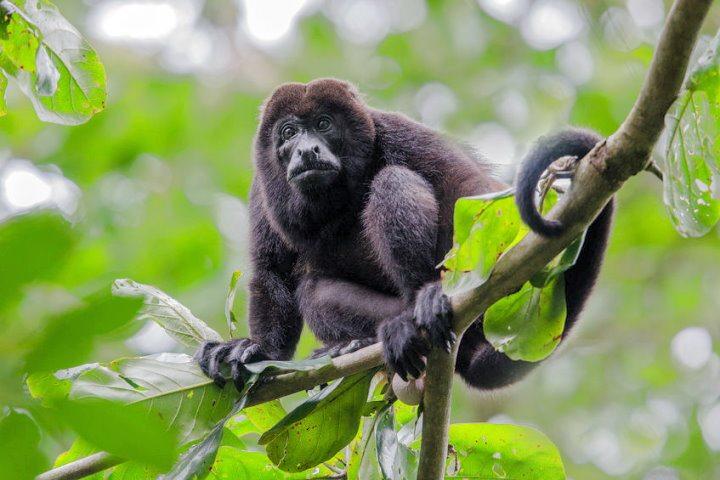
[0,0,107,124]
[0,409,45,480]
[0,212,76,312]
[442,190,558,296]
[483,276,566,362]
[445,423,566,479]
[24,291,143,372]
[260,371,374,472]
[441,189,524,296]
[209,448,313,480]
[29,353,236,445]
[112,279,223,349]
[658,32,720,237]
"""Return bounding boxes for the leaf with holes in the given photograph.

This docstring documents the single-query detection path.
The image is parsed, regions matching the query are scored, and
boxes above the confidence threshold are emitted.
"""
[112,279,223,349]
[260,371,374,472]
[445,423,566,479]
[658,31,720,237]
[0,0,107,124]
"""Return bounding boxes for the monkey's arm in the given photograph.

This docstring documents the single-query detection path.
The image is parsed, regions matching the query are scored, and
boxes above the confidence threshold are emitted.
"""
[196,186,302,389]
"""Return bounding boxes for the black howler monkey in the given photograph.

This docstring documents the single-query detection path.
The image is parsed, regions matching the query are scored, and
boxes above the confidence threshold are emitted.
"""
[197,78,613,391]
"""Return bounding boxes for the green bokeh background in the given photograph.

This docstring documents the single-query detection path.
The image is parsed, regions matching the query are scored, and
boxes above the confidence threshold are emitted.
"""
[2,1,720,478]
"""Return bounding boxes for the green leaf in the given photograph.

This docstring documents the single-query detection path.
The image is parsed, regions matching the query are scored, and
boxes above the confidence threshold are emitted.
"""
[658,31,720,237]
[56,398,178,470]
[658,89,720,237]
[441,189,529,296]
[445,423,566,479]
[24,290,143,372]
[530,234,585,288]
[261,371,374,472]
[112,279,223,349]
[0,212,76,312]
[158,373,258,480]
[209,448,317,480]
[0,409,45,480]
[243,355,331,375]
[30,353,237,446]
[0,0,107,124]
[243,400,286,433]
[225,270,242,337]
[52,439,106,480]
[376,407,418,480]
[483,276,567,362]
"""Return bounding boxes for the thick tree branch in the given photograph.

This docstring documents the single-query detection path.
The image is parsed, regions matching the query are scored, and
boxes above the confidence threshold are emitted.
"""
[37,1,713,479]
[418,0,712,478]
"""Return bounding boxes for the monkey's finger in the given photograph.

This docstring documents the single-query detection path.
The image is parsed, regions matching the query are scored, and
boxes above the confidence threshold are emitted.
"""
[230,360,246,392]
[405,349,426,379]
[240,342,264,364]
[195,341,218,376]
[402,356,423,381]
[207,344,232,388]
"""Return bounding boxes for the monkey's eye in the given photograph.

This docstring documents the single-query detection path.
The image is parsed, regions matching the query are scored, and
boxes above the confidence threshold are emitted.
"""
[281,125,297,141]
[316,116,332,132]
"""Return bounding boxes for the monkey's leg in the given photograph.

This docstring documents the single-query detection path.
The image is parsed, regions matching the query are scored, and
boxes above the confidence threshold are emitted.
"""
[297,275,404,351]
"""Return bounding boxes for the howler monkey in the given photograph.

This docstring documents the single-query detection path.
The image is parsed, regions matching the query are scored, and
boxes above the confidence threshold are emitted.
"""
[197,78,613,391]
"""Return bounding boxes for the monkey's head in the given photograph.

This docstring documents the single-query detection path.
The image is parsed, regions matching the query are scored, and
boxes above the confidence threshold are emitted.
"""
[255,79,376,196]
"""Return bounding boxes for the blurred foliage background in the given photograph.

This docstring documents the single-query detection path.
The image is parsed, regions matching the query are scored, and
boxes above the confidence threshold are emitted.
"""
[2,0,720,478]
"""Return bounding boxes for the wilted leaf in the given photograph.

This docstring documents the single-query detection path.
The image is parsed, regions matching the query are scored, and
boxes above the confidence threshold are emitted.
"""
[225,270,242,337]
[24,290,143,372]
[261,371,374,472]
[56,398,178,470]
[0,212,76,312]
[445,423,566,479]
[483,276,566,362]
[0,410,45,480]
[0,0,107,124]
[112,279,223,348]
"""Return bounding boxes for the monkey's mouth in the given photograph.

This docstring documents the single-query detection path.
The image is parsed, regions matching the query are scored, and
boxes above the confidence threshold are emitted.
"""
[287,164,340,186]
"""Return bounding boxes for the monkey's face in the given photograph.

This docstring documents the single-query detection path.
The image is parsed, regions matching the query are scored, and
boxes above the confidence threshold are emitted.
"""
[275,113,342,192]
[256,79,376,198]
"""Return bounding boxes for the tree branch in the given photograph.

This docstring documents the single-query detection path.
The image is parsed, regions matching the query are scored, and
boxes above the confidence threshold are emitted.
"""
[418,0,712,478]
[37,1,713,479]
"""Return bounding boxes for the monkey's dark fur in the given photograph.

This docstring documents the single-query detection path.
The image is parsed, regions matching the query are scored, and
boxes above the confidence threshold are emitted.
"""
[197,79,613,391]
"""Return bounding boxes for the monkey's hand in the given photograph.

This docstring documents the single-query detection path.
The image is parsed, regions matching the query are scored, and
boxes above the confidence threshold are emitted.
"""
[414,283,455,353]
[195,338,268,391]
[379,311,431,381]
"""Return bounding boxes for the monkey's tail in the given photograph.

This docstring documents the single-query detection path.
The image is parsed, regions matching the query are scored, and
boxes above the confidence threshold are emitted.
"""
[515,128,602,237]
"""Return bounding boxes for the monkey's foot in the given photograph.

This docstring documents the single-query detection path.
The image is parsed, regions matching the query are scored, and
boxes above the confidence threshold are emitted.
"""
[195,338,267,391]
[379,311,431,381]
[414,282,455,353]
[311,337,376,359]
